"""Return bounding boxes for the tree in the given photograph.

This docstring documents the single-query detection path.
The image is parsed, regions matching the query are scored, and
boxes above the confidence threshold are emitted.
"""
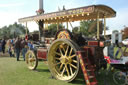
[72,20,108,37]
[0,22,26,39]
[122,27,128,39]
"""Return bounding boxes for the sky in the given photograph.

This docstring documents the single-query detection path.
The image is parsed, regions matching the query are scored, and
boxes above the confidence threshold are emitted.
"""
[0,0,128,33]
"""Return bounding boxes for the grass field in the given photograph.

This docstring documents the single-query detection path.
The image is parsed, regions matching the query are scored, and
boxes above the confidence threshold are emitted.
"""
[0,56,119,85]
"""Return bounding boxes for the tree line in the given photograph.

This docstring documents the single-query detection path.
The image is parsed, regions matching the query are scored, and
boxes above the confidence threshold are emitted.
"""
[0,22,26,39]
[0,20,108,39]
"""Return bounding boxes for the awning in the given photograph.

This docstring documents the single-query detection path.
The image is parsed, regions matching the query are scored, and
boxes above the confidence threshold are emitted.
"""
[19,4,116,24]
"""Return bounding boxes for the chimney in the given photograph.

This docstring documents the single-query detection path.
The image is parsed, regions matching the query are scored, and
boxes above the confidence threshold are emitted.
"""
[39,0,43,10]
[36,0,44,15]
[37,0,44,41]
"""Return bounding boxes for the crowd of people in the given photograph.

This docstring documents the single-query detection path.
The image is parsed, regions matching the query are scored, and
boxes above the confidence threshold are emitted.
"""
[0,37,34,61]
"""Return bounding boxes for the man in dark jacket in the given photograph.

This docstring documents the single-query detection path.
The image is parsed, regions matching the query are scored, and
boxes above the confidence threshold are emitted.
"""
[1,38,6,54]
[14,37,21,61]
[21,38,28,61]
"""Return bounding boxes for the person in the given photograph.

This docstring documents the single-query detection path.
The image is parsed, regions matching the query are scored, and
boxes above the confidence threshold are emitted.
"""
[14,37,21,61]
[25,35,28,41]
[8,45,12,57]
[28,41,34,50]
[0,39,2,52]
[21,38,28,61]
[7,39,12,57]
[1,38,6,54]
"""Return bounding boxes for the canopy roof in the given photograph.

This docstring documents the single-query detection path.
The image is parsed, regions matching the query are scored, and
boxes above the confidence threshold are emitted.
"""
[19,4,116,24]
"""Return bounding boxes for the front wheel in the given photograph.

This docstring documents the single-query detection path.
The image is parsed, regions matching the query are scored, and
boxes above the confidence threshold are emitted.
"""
[113,71,127,85]
[25,50,38,70]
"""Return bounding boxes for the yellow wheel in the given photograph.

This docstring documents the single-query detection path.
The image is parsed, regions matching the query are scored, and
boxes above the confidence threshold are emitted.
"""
[25,50,38,70]
[48,39,80,82]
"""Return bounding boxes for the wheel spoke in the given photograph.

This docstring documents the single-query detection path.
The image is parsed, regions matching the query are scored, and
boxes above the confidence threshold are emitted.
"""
[59,48,63,56]
[60,44,66,52]
[55,62,61,66]
[73,60,77,63]
[54,68,60,75]
[61,65,66,76]
[55,52,61,56]
[33,58,36,61]
[26,57,29,64]
[32,61,34,66]
[59,63,63,71]
[69,65,73,75]
[30,62,32,66]
[65,64,70,76]
[70,54,76,58]
[65,45,69,56]
[32,55,34,58]
[29,54,32,58]
[55,57,60,60]
[69,48,73,56]
[69,63,77,69]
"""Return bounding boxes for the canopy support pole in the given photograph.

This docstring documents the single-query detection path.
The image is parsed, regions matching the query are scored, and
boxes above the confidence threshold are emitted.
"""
[104,16,106,39]
[25,22,28,35]
[69,22,73,29]
[97,12,100,40]
[57,20,59,31]
[36,20,44,41]
[46,22,48,29]
[67,22,68,29]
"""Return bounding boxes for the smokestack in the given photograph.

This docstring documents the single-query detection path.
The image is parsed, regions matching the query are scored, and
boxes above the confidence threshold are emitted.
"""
[39,0,43,10]
[38,0,44,41]
[36,0,44,15]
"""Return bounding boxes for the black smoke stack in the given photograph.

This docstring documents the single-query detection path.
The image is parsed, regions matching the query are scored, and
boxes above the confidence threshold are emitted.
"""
[36,0,44,14]
[36,0,44,41]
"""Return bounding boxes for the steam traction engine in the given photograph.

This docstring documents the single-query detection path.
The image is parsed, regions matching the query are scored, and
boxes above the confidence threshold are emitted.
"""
[19,4,116,85]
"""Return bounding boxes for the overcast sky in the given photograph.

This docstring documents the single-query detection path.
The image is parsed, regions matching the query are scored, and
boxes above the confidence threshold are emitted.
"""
[0,0,128,32]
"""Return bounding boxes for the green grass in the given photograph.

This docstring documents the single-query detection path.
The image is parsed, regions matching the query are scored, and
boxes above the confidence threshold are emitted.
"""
[0,57,118,85]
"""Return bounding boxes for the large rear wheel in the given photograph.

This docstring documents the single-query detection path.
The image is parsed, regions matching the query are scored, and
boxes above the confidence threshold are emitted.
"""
[47,39,80,82]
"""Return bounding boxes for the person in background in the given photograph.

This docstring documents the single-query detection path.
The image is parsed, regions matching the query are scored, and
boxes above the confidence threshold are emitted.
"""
[14,37,21,61]
[7,39,12,57]
[10,38,15,57]
[25,35,28,41]
[21,38,28,61]
[28,41,34,50]
[1,38,6,54]
[0,39,2,52]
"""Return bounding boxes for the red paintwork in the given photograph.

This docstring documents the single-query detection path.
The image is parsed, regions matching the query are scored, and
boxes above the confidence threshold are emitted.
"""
[82,47,95,56]
[82,46,97,66]
[88,41,98,46]
[104,56,110,64]
[37,48,47,60]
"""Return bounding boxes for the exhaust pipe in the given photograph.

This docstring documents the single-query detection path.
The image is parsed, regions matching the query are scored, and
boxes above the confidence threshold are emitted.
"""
[36,0,44,14]
[38,0,44,41]
[39,0,43,10]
